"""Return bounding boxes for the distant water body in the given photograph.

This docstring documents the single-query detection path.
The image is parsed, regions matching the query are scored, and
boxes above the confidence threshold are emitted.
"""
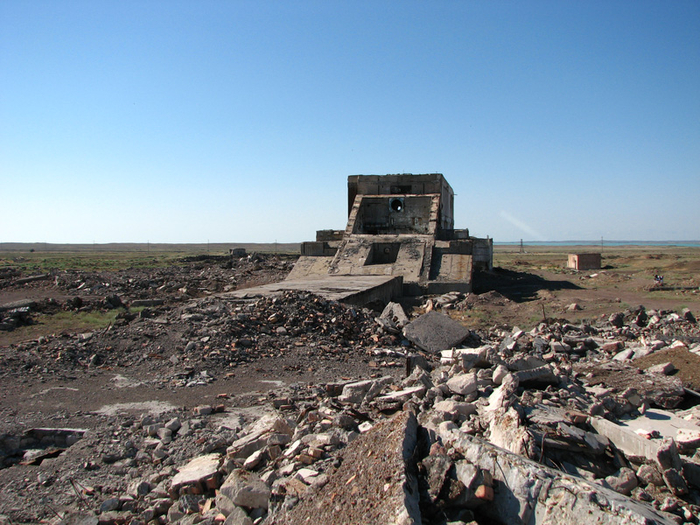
[495,241,700,248]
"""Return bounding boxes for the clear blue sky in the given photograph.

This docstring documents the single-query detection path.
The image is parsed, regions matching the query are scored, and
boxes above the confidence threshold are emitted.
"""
[2,1,698,243]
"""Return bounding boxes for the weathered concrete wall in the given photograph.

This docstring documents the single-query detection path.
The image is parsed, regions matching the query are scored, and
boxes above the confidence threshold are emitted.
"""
[473,237,494,272]
[348,173,454,232]
[350,195,435,235]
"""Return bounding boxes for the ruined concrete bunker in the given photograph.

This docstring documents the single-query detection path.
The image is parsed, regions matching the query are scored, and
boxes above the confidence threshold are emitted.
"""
[290,173,493,296]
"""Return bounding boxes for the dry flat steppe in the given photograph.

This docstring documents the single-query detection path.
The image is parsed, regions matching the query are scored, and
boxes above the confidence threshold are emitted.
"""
[0,243,699,524]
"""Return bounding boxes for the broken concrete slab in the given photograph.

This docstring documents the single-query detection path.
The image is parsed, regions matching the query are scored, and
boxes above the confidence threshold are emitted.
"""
[590,417,661,462]
[0,299,37,312]
[438,428,677,525]
[223,275,403,307]
[597,408,700,451]
[402,311,471,353]
[374,385,427,404]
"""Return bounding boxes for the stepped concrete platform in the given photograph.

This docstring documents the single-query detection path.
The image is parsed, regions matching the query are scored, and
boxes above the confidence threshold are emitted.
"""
[223,275,402,306]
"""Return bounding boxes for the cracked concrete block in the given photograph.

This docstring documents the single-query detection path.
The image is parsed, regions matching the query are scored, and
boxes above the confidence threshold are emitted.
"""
[338,376,393,404]
[378,302,409,331]
[170,453,221,495]
[605,467,638,495]
[437,429,677,525]
[492,364,509,385]
[656,439,683,472]
[446,372,478,396]
[219,469,271,510]
[420,453,453,502]
[488,407,529,456]
[662,468,688,497]
[512,365,559,386]
[636,464,664,487]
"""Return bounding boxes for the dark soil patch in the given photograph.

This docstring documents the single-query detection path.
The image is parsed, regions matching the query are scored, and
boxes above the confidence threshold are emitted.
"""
[634,347,700,391]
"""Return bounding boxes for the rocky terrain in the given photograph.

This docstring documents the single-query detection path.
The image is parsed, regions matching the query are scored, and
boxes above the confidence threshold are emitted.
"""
[1,253,700,524]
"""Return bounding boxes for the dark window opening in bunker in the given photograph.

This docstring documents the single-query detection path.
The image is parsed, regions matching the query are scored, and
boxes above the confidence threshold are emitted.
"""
[390,198,404,212]
[365,242,401,265]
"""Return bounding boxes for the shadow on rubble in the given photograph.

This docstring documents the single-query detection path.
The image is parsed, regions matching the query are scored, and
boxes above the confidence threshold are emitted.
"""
[474,267,582,302]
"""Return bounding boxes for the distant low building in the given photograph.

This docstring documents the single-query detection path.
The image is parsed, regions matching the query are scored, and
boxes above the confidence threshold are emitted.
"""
[567,253,601,271]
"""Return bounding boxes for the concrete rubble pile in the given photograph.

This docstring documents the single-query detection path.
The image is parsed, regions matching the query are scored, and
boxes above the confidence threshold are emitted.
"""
[1,294,700,524]
[0,254,295,333]
[0,291,398,387]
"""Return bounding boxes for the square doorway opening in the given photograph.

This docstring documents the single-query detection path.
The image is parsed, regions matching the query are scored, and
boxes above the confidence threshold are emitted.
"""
[365,243,401,265]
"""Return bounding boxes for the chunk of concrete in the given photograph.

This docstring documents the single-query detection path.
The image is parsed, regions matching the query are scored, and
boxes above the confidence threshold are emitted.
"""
[441,346,492,369]
[170,453,221,494]
[219,469,271,510]
[402,311,470,353]
[676,427,700,451]
[432,399,477,419]
[487,373,519,412]
[613,349,635,361]
[662,468,688,496]
[647,362,676,376]
[492,364,509,385]
[488,407,529,456]
[421,453,453,502]
[605,467,638,496]
[446,372,478,396]
[374,385,427,403]
[513,365,559,387]
[338,376,393,404]
[227,414,295,459]
[636,464,664,487]
[222,506,253,525]
[656,439,682,472]
[590,417,660,462]
[377,301,409,332]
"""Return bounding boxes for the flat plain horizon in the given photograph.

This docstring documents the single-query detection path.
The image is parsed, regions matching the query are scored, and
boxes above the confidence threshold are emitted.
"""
[1,1,698,244]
